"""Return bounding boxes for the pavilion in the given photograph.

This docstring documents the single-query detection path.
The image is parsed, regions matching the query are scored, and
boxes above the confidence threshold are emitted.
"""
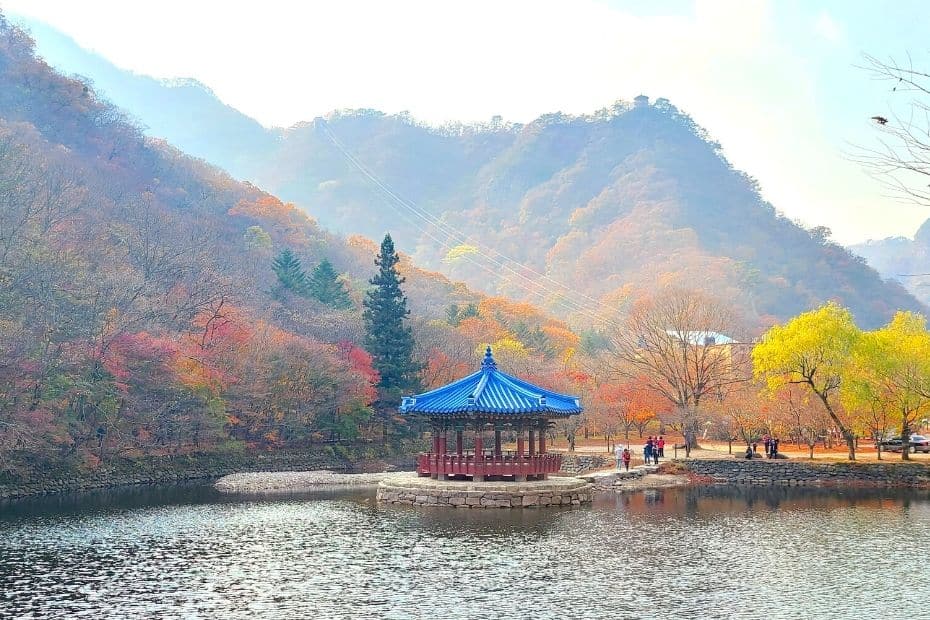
[399,346,583,482]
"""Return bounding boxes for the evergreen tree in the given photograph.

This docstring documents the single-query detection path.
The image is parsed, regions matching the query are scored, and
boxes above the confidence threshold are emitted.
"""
[445,303,461,326]
[445,302,479,326]
[308,259,353,309]
[363,234,421,409]
[271,248,307,296]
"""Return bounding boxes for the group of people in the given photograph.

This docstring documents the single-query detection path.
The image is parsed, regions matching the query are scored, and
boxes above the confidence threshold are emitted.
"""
[743,434,781,459]
[762,434,780,458]
[614,436,665,471]
[645,436,665,464]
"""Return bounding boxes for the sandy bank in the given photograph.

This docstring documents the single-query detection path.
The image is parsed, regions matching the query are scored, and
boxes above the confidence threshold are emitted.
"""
[215,470,413,494]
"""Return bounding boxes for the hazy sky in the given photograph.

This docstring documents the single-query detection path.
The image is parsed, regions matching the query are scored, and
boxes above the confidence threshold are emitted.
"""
[6,0,930,244]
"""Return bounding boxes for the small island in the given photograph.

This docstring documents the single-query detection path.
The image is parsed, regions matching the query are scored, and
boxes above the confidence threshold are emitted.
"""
[377,346,593,508]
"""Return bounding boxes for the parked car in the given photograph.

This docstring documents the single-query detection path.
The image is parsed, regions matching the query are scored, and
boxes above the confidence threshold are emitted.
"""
[879,435,930,453]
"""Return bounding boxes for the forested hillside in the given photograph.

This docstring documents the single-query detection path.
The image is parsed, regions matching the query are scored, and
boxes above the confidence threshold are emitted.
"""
[265,105,922,329]
[1,15,531,467]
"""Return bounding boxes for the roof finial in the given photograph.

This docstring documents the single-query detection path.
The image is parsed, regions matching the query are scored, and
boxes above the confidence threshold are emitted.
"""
[482,345,496,370]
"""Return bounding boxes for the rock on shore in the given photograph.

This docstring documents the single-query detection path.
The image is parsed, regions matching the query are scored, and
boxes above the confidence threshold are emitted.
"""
[215,470,412,494]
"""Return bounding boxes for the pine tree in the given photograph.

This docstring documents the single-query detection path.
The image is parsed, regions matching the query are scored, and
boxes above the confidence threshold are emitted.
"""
[363,234,421,409]
[271,248,307,296]
[308,259,353,309]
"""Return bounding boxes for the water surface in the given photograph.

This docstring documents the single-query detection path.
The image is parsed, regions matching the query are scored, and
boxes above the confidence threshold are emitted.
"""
[2,483,929,619]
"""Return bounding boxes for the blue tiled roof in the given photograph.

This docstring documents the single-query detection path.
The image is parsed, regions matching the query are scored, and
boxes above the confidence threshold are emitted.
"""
[399,347,583,417]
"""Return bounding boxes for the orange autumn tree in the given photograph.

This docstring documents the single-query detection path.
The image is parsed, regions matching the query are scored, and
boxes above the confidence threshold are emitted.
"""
[706,382,767,454]
[224,324,376,444]
[591,377,667,453]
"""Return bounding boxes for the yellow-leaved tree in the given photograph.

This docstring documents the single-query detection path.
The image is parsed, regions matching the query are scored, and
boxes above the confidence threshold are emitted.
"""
[753,302,861,460]
[843,311,930,461]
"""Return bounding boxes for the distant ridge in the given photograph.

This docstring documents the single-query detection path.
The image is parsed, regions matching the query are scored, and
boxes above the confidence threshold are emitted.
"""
[17,16,924,328]
[851,218,930,307]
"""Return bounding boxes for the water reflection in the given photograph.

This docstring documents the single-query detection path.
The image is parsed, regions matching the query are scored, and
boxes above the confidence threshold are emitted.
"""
[2,484,929,618]
[598,485,930,520]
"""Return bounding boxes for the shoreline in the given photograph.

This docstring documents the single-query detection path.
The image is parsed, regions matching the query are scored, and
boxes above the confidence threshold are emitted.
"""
[0,444,414,500]
[4,454,930,501]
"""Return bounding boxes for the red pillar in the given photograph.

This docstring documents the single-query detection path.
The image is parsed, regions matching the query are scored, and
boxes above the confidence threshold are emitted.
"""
[516,432,524,457]
[528,429,536,456]
[538,422,548,480]
[456,430,463,456]
[473,421,485,481]
[432,429,440,454]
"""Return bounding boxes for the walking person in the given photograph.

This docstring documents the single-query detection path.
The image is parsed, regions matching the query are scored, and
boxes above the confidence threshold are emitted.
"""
[622,447,631,471]
[653,443,659,465]
[615,442,624,471]
[644,437,653,466]
[763,433,771,458]
[657,436,665,458]
[772,437,780,458]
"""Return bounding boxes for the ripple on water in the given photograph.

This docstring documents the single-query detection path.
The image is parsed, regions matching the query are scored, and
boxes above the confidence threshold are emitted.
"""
[2,485,930,619]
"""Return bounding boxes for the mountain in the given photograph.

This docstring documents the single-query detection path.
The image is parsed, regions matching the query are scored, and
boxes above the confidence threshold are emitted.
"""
[16,17,924,329]
[851,218,930,306]
[273,105,924,329]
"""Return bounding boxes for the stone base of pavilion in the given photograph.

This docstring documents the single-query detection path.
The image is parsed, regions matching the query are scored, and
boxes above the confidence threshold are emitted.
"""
[376,472,594,508]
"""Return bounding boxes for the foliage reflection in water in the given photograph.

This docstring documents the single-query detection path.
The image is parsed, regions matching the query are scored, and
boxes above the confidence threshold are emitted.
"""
[2,484,930,619]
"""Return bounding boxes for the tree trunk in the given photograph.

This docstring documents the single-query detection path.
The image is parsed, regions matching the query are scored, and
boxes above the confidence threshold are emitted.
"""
[814,389,855,460]
[727,439,732,454]
[902,420,911,461]
[843,432,856,460]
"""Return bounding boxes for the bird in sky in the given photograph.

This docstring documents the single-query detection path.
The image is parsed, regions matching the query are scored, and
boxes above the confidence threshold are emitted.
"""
[872,115,889,125]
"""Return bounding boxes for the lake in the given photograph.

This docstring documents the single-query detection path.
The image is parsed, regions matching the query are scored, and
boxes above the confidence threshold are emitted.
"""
[2,483,929,619]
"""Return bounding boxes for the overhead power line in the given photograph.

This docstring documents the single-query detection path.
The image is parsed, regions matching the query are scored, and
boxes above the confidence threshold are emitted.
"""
[318,120,624,330]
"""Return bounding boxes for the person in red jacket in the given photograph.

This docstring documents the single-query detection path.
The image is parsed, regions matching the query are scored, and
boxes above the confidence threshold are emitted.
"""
[657,436,665,458]
[621,447,632,471]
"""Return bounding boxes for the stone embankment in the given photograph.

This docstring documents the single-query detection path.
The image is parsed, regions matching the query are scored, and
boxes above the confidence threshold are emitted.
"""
[0,446,413,500]
[683,458,930,488]
[377,473,593,508]
[215,470,409,494]
[558,453,608,475]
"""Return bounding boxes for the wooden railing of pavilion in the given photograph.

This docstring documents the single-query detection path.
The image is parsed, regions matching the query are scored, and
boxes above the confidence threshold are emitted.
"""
[416,452,562,478]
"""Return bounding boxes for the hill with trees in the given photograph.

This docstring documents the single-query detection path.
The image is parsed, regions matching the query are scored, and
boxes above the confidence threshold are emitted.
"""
[0,14,499,468]
[16,17,923,329]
